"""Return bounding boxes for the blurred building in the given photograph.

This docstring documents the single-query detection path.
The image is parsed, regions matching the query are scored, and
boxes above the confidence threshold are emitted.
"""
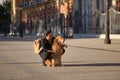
[11,0,120,37]
[112,0,120,11]
[2,0,4,6]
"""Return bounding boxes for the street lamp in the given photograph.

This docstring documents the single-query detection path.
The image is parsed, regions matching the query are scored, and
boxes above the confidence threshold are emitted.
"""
[59,0,63,34]
[18,6,23,37]
[104,0,111,44]
[43,0,47,30]
[44,2,47,30]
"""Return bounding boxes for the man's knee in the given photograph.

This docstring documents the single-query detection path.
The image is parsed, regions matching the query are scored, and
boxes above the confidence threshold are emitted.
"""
[40,52,48,60]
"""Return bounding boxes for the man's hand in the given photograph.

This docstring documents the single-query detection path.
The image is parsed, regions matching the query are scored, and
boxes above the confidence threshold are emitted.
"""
[63,44,68,48]
[47,50,54,53]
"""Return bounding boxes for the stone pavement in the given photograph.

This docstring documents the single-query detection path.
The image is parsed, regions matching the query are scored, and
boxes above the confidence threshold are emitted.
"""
[0,35,120,80]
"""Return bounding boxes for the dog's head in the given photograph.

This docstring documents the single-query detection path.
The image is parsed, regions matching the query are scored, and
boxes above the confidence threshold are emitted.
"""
[54,36,65,45]
[52,36,65,51]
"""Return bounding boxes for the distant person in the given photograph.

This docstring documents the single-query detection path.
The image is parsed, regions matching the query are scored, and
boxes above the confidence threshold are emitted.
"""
[13,26,17,37]
[3,24,8,36]
[19,22,23,37]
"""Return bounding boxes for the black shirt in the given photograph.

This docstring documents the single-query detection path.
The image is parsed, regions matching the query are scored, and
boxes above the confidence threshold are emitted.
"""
[41,37,55,52]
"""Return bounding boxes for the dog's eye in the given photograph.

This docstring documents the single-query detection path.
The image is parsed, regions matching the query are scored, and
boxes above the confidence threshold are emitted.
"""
[61,39,64,44]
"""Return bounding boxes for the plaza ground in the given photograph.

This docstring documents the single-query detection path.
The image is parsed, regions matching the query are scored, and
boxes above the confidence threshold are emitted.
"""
[0,35,120,80]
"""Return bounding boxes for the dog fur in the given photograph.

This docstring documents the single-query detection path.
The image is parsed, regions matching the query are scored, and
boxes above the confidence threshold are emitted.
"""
[45,36,65,67]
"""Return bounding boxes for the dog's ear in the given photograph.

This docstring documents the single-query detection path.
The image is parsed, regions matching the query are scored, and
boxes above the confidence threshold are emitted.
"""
[54,38,58,44]
[60,38,65,44]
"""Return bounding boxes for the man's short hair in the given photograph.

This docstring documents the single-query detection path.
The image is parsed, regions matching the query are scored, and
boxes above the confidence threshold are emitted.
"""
[44,29,52,36]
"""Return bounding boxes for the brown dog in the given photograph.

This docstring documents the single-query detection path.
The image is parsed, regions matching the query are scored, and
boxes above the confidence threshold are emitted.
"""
[45,36,65,67]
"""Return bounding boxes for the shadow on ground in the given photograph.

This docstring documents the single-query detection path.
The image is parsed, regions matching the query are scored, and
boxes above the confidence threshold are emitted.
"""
[0,62,120,67]
[68,45,120,53]
[63,62,120,67]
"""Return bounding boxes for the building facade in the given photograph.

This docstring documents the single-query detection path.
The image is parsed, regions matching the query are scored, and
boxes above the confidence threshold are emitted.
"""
[11,0,74,37]
[11,0,120,37]
[73,0,120,35]
[73,0,107,34]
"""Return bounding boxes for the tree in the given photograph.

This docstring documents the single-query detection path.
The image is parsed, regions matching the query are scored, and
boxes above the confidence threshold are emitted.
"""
[0,0,11,33]
[0,5,4,32]
[3,0,11,24]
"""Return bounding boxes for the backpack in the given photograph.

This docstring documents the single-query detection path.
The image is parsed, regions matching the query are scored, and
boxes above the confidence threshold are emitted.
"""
[33,38,43,55]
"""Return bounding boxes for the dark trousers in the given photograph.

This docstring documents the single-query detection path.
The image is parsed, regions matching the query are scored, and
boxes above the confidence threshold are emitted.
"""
[40,51,53,66]
[40,49,65,66]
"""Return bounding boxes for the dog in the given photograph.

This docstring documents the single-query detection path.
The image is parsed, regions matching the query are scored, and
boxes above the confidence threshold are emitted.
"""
[45,36,65,67]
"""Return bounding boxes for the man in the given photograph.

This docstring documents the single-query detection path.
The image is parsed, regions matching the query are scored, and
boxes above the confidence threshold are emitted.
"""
[40,29,55,66]
[40,29,67,66]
